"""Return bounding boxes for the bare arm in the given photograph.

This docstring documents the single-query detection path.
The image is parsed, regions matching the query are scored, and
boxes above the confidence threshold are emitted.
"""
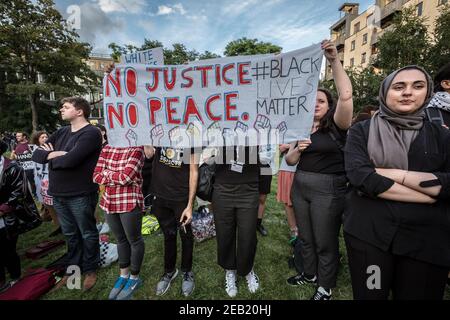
[378,182,436,204]
[285,140,311,166]
[180,152,199,227]
[322,40,353,130]
[376,168,441,197]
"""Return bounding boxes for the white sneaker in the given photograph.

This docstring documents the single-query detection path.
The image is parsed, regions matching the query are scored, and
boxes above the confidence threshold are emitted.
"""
[225,270,237,298]
[245,269,259,293]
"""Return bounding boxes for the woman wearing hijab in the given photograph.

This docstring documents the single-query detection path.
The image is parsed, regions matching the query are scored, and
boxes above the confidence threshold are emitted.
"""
[344,66,450,300]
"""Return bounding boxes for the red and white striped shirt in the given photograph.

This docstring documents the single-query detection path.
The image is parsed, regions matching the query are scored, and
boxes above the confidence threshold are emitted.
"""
[93,145,144,214]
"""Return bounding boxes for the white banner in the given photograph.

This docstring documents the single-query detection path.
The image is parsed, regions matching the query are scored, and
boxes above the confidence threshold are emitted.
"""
[104,43,324,148]
[120,47,164,65]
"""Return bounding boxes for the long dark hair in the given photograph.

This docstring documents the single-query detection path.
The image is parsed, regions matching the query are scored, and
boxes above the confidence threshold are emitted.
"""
[31,131,48,146]
[317,88,336,132]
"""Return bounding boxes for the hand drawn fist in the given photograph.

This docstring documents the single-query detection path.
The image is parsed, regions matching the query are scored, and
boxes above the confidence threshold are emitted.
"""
[150,125,164,146]
[125,129,138,147]
[277,121,288,143]
[169,126,183,147]
[207,122,222,147]
[254,114,271,132]
[222,128,235,147]
[234,121,248,145]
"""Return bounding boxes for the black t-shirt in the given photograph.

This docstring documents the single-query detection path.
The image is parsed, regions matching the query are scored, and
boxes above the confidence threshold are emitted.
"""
[150,147,191,202]
[297,123,347,175]
[214,146,260,185]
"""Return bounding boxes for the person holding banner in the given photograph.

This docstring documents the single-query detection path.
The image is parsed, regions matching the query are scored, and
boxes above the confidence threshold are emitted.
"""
[150,147,199,297]
[285,40,353,300]
[343,65,450,300]
[93,145,145,300]
[212,145,265,297]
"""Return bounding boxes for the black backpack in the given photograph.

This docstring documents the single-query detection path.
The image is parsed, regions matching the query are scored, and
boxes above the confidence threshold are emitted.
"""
[425,107,445,126]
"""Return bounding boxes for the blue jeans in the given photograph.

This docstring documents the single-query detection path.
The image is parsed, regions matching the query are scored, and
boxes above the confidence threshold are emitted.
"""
[53,192,99,274]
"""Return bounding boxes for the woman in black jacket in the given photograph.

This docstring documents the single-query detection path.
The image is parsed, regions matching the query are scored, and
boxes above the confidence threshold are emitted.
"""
[0,141,30,292]
[344,65,450,300]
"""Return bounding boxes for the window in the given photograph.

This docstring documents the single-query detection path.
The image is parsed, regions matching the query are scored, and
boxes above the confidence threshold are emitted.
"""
[351,40,356,51]
[350,58,355,67]
[361,52,367,64]
[354,22,360,34]
[417,2,423,16]
[366,13,374,27]
[363,33,368,45]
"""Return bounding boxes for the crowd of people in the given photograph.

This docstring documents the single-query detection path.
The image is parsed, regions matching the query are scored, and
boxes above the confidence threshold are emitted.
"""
[0,41,449,300]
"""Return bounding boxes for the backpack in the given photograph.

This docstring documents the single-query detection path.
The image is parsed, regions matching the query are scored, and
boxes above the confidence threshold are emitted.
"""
[0,267,63,300]
[196,160,216,202]
[425,107,445,126]
[287,237,304,274]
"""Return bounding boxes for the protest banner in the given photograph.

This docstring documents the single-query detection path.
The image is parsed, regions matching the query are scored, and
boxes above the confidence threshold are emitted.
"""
[104,43,324,148]
[120,47,164,65]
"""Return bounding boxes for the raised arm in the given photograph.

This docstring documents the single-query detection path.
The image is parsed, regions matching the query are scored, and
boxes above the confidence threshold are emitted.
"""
[322,40,353,130]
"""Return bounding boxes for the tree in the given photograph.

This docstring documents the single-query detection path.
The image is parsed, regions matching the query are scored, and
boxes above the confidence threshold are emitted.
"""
[374,7,430,76]
[428,4,450,77]
[224,37,282,56]
[108,39,220,64]
[0,0,99,132]
[321,67,381,114]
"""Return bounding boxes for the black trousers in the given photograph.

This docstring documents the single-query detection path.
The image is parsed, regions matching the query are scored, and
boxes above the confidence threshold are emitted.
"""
[291,170,347,289]
[153,197,193,273]
[0,228,21,282]
[212,183,259,277]
[344,232,449,300]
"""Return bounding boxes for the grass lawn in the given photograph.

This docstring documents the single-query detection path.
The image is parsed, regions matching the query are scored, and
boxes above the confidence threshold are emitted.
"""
[14,176,450,300]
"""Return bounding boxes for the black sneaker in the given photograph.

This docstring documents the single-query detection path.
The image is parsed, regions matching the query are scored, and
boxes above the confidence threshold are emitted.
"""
[311,287,332,300]
[257,224,268,236]
[286,273,317,286]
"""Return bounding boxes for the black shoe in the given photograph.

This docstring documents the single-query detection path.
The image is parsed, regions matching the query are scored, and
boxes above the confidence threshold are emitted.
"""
[257,224,268,236]
[48,227,62,237]
[311,287,332,300]
[286,273,317,286]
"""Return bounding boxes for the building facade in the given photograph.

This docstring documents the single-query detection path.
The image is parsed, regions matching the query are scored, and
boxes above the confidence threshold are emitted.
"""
[326,0,448,79]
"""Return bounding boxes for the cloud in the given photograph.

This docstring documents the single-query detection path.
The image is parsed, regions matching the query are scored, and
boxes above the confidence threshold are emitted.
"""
[63,2,130,53]
[97,0,146,14]
[156,3,186,16]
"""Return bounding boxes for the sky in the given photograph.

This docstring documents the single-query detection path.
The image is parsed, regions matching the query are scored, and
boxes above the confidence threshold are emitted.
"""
[54,0,374,56]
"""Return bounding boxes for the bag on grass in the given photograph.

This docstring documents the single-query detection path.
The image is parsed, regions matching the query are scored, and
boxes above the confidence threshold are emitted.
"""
[99,235,118,268]
[25,239,65,260]
[141,214,159,235]
[0,266,63,300]
[191,206,216,242]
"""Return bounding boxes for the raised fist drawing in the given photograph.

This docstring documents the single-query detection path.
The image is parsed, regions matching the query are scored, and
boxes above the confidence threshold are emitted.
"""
[277,121,288,144]
[206,122,222,147]
[125,129,138,147]
[150,125,164,146]
[169,126,184,147]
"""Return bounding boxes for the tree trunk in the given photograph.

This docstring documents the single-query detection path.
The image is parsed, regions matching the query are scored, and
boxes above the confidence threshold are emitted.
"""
[29,93,38,133]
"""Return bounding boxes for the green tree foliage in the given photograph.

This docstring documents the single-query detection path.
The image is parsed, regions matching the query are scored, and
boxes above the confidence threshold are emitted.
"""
[374,7,430,76]
[428,4,450,77]
[0,0,99,133]
[224,37,281,56]
[108,38,221,64]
